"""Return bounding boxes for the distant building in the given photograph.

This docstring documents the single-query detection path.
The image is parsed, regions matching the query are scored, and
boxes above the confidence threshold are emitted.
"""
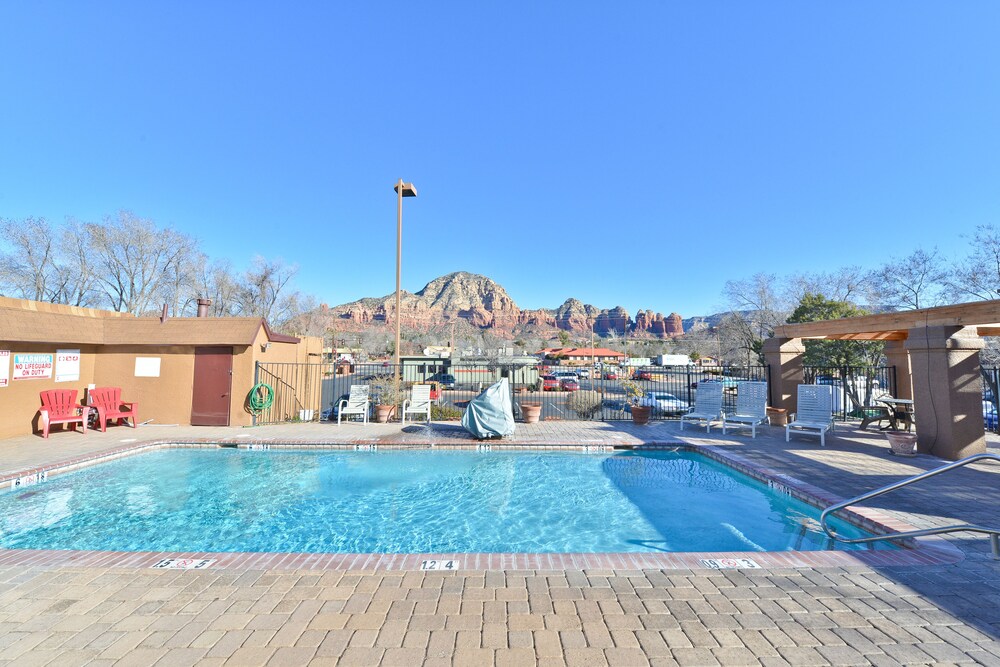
[539,348,626,365]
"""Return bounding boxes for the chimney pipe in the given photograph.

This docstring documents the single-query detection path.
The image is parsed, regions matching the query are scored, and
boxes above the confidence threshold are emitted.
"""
[160,304,169,323]
[197,298,212,318]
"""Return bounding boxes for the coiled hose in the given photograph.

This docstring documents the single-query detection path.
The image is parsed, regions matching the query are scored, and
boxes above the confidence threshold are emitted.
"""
[247,383,274,415]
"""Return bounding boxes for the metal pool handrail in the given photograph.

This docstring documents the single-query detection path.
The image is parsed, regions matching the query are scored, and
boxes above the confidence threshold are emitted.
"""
[819,452,1000,559]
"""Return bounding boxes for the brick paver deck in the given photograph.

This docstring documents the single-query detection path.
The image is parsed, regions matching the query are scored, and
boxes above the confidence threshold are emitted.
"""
[2,420,999,665]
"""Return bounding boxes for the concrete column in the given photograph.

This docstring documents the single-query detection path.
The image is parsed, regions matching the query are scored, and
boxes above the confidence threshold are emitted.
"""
[882,339,912,401]
[763,337,805,414]
[905,326,985,460]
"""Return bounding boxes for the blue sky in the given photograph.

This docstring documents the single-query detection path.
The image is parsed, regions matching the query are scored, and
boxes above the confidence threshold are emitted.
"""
[2,2,998,318]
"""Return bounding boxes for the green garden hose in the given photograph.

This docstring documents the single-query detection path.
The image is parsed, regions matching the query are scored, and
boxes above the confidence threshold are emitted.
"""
[247,383,274,414]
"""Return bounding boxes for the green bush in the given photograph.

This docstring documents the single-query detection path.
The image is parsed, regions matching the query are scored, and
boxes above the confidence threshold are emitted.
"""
[432,404,463,421]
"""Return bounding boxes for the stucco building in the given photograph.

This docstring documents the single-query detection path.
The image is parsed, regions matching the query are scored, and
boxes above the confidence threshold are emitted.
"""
[0,297,321,439]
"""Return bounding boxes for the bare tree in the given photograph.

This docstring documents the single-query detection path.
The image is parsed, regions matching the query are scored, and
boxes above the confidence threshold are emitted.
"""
[948,224,1000,302]
[0,217,59,301]
[49,221,101,307]
[86,211,199,314]
[190,259,242,317]
[722,273,788,363]
[786,266,867,305]
[865,248,947,310]
[234,256,300,323]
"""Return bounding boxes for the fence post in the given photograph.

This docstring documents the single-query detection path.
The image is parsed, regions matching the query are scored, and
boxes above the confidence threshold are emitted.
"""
[253,361,259,427]
[685,365,693,406]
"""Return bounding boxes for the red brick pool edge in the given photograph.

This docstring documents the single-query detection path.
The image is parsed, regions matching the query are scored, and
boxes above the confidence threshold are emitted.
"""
[0,437,964,571]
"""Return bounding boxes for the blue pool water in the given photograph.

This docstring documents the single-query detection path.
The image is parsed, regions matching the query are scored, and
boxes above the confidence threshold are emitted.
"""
[0,449,890,553]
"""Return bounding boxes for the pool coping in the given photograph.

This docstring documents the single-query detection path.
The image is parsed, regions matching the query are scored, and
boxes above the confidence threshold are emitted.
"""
[0,436,964,571]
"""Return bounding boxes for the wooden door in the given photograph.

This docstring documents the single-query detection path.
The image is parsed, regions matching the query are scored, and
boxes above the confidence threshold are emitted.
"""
[191,346,233,426]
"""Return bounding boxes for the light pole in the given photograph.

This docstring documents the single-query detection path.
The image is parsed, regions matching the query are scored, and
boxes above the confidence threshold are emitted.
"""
[394,179,417,412]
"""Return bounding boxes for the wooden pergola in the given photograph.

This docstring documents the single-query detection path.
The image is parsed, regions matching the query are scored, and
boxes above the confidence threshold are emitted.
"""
[764,300,1000,460]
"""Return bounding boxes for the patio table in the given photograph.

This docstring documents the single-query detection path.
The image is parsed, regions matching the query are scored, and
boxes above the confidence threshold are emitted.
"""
[879,397,914,432]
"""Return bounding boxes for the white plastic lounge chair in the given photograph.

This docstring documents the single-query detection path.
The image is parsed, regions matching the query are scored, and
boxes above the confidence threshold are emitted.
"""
[722,382,769,438]
[337,385,370,424]
[402,384,432,424]
[680,382,724,432]
[785,384,834,446]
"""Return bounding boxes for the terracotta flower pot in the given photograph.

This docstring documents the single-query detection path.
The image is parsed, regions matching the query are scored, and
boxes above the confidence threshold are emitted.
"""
[630,405,651,425]
[766,407,787,427]
[886,431,917,456]
[375,405,395,423]
[521,403,541,424]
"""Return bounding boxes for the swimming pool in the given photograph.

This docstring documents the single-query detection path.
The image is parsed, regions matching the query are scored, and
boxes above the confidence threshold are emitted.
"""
[0,448,890,554]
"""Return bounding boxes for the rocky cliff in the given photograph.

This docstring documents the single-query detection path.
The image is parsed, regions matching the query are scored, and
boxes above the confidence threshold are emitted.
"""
[316,271,686,338]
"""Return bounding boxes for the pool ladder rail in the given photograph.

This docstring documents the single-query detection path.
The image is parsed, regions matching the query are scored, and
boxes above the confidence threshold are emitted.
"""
[820,452,1000,559]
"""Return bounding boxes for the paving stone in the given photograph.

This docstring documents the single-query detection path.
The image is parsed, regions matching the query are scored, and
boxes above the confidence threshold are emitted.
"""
[670,647,721,666]
[495,647,537,667]
[337,647,386,666]
[222,646,276,666]
[564,647,611,666]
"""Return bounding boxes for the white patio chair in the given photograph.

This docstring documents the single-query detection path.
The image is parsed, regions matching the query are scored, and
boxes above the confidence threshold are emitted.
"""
[337,385,370,425]
[785,384,834,446]
[722,382,769,438]
[680,382,724,433]
[402,384,432,424]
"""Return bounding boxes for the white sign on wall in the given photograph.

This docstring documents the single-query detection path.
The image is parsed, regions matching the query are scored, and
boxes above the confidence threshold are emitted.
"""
[55,349,81,383]
[13,353,53,380]
[135,357,161,377]
[0,350,9,388]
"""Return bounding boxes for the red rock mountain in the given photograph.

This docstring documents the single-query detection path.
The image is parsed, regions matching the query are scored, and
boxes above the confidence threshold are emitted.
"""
[317,272,683,338]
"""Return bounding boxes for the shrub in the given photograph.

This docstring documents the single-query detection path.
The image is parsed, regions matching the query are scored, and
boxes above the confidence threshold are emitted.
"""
[567,390,603,419]
[431,404,463,421]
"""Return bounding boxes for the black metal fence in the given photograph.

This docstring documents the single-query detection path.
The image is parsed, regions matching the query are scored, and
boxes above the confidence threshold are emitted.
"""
[802,366,897,421]
[983,366,999,434]
[252,361,999,430]
[252,362,771,424]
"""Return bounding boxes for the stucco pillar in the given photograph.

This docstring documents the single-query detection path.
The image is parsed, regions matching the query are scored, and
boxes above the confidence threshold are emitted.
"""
[905,326,985,460]
[882,339,912,401]
[763,337,805,414]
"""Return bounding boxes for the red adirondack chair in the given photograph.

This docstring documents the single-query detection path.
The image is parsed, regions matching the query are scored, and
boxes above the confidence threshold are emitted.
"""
[87,387,138,431]
[38,389,90,438]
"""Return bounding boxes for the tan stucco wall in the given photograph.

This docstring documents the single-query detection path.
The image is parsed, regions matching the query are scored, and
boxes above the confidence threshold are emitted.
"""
[93,346,199,428]
[0,343,99,439]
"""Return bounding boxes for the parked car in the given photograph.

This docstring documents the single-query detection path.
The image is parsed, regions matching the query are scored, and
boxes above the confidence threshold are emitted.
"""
[553,371,579,384]
[560,378,580,392]
[428,373,456,389]
[639,392,689,415]
[694,377,745,391]
[633,370,652,380]
[542,375,561,391]
[603,371,619,380]
[985,400,998,431]
[577,368,591,379]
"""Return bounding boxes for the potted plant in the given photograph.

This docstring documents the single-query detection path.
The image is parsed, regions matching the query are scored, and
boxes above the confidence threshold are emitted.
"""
[620,378,650,425]
[369,373,402,423]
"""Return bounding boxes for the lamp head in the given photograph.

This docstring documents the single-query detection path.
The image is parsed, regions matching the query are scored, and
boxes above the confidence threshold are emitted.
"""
[394,181,418,197]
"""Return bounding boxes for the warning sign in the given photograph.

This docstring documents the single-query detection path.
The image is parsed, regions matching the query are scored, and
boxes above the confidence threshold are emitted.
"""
[13,353,53,381]
[0,350,9,387]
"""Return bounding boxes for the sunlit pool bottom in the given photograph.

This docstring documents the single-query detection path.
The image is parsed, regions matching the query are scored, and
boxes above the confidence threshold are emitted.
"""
[0,448,964,569]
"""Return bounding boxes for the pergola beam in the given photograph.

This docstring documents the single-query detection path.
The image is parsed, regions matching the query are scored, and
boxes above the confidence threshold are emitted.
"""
[774,300,1000,340]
